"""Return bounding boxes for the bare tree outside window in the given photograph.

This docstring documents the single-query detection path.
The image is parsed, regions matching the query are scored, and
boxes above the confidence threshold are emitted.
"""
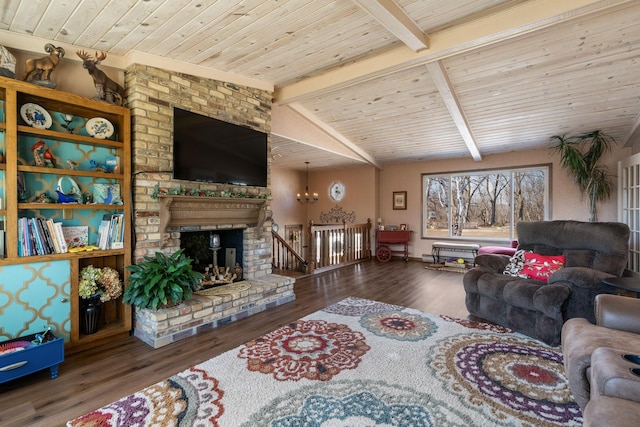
[422,167,548,240]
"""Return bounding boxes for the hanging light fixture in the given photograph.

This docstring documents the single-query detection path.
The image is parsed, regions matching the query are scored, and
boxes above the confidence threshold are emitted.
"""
[297,161,318,204]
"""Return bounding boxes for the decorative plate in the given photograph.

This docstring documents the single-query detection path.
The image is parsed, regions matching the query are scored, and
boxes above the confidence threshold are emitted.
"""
[86,117,114,139]
[20,103,52,129]
[329,181,345,202]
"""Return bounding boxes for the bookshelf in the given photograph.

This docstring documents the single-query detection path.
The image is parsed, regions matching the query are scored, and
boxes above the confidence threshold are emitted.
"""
[0,76,131,353]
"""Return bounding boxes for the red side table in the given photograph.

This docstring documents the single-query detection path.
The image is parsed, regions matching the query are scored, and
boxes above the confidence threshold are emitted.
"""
[376,230,411,262]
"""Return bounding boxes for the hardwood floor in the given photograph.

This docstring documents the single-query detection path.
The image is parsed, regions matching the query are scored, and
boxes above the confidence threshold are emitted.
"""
[0,259,469,427]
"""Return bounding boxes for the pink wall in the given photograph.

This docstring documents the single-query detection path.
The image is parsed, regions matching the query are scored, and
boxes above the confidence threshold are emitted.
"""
[270,168,308,236]
[272,145,631,260]
[271,165,379,251]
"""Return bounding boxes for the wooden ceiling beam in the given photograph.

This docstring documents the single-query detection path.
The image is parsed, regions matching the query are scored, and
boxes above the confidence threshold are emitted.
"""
[271,104,368,163]
[624,112,640,147]
[351,0,429,51]
[426,61,481,161]
[284,103,383,169]
[274,0,630,103]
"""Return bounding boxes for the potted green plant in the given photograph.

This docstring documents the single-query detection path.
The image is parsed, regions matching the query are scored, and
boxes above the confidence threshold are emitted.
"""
[123,249,204,310]
[549,130,618,222]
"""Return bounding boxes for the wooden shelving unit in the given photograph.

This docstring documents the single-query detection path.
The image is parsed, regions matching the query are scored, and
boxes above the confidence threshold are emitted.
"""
[0,76,131,353]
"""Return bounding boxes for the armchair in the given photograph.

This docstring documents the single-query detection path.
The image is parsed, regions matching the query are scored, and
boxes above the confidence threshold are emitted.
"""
[463,220,629,346]
[562,294,640,426]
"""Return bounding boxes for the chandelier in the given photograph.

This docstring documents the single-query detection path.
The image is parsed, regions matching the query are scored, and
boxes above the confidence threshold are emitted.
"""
[297,161,318,204]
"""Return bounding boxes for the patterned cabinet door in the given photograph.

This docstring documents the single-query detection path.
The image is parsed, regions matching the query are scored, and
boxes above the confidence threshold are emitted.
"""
[0,260,71,341]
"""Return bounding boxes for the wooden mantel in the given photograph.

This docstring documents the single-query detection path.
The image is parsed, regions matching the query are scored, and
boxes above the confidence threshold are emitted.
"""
[158,195,267,239]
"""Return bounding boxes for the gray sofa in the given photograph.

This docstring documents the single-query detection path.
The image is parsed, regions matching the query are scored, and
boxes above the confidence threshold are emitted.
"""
[463,220,629,345]
[562,294,640,425]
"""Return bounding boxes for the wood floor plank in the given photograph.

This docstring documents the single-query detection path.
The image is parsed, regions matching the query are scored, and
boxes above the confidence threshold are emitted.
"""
[0,259,468,427]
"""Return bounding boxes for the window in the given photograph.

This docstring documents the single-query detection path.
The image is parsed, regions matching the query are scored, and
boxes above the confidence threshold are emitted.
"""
[422,166,549,241]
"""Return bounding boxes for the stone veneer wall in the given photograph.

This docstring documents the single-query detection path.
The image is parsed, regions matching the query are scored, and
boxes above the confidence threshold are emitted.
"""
[124,64,273,279]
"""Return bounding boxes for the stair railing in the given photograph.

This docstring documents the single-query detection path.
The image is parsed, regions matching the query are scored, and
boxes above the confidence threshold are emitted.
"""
[272,230,309,274]
[308,219,372,273]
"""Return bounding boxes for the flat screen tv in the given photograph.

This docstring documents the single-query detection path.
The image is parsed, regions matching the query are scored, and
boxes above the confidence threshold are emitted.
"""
[172,108,268,187]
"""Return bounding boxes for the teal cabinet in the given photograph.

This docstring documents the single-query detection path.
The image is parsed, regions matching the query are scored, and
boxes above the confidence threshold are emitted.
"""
[0,260,71,341]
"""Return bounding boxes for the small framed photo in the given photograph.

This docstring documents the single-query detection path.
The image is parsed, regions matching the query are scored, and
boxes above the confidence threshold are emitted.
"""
[393,191,407,210]
[400,224,407,231]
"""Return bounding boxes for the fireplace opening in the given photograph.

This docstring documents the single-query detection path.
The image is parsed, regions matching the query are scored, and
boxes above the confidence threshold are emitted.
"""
[180,229,244,283]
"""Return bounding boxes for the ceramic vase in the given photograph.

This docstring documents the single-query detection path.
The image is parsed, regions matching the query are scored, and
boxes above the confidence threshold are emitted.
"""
[82,296,101,335]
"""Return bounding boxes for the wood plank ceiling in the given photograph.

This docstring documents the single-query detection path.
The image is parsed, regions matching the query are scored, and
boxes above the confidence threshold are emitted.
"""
[1,0,638,171]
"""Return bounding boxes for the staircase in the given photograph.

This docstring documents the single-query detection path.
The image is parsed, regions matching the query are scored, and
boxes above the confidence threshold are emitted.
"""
[272,230,309,278]
[272,220,372,277]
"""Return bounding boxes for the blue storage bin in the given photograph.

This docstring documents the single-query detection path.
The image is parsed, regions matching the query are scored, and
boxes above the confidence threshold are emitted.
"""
[0,332,64,383]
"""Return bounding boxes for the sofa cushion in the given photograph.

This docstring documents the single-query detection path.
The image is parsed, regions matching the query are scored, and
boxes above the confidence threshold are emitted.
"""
[583,396,640,427]
[503,249,526,277]
[520,252,565,281]
[562,318,640,409]
[517,220,629,276]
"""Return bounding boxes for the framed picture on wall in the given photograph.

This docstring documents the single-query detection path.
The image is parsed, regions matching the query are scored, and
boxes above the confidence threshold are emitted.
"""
[393,191,407,210]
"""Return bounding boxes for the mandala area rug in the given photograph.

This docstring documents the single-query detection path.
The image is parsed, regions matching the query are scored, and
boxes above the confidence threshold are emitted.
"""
[68,297,582,427]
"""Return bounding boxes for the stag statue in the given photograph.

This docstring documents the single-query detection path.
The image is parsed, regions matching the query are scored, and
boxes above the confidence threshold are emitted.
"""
[23,43,65,88]
[76,50,124,105]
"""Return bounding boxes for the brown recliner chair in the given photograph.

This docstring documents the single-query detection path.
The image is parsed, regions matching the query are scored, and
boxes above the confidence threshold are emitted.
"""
[562,294,640,426]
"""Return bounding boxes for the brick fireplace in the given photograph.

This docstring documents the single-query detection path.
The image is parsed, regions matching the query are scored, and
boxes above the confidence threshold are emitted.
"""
[130,195,295,349]
[124,65,295,348]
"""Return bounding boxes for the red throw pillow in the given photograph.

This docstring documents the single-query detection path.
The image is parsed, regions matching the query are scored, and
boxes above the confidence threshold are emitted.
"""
[520,252,565,282]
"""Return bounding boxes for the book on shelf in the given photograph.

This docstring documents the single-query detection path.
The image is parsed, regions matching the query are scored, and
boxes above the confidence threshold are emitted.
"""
[62,225,89,249]
[45,219,61,253]
[17,217,72,256]
[53,222,68,253]
[23,218,37,256]
[30,218,49,255]
[97,215,111,250]
[111,212,124,249]
[37,217,56,254]
[96,213,125,250]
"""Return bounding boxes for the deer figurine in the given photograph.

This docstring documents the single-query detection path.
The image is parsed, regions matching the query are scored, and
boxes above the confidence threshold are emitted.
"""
[23,43,65,85]
[76,50,125,105]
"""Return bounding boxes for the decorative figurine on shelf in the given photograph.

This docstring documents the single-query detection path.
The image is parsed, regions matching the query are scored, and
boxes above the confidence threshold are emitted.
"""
[61,114,75,133]
[102,186,114,205]
[30,139,56,168]
[56,188,80,204]
[89,159,107,172]
[33,192,54,203]
[234,263,243,281]
[76,50,125,105]
[55,177,81,204]
[17,172,27,202]
[23,43,65,88]
[66,159,78,170]
[83,192,93,204]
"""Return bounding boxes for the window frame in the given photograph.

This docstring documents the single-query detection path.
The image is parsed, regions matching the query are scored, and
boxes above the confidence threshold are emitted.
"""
[421,164,551,242]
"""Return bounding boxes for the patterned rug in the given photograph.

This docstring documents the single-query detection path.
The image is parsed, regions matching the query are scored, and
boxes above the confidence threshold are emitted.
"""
[67,297,582,426]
